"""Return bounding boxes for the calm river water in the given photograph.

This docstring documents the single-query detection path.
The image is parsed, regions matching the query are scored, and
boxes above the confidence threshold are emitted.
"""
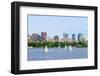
[27,48,88,61]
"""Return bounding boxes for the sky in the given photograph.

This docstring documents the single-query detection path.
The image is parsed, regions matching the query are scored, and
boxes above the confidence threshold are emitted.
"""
[28,15,88,39]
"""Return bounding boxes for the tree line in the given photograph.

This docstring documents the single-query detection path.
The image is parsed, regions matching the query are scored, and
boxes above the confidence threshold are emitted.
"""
[28,40,87,48]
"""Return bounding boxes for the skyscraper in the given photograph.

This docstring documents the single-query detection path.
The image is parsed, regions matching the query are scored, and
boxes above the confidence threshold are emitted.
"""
[54,35,59,41]
[72,34,76,41]
[41,32,47,41]
[32,33,39,41]
[78,33,83,41]
[63,33,68,40]
[38,34,41,41]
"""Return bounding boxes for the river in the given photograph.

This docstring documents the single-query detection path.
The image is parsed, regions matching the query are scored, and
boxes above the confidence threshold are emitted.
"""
[27,47,88,61]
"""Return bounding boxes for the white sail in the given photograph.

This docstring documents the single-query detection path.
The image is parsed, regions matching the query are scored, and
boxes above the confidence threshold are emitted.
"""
[44,46,48,53]
[64,45,67,49]
[59,46,60,48]
[68,46,72,51]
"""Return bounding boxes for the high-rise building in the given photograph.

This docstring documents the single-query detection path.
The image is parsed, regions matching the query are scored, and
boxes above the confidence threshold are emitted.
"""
[63,33,68,40]
[41,32,47,41]
[54,35,59,41]
[38,35,41,41]
[32,33,39,41]
[72,34,76,41]
[78,33,83,41]
[28,34,32,42]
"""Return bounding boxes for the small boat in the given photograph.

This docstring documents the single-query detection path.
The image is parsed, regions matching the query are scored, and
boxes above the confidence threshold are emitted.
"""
[68,46,72,51]
[58,46,60,48]
[44,46,48,53]
[64,45,67,49]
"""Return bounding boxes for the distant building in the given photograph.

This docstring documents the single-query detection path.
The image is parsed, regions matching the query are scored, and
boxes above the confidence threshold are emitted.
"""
[32,33,39,41]
[54,35,59,41]
[41,32,47,41]
[78,33,83,41]
[47,36,51,41]
[38,34,41,41]
[72,34,76,41]
[63,33,68,40]
[60,38,65,42]
[47,36,55,42]
[28,34,31,40]
[28,34,32,43]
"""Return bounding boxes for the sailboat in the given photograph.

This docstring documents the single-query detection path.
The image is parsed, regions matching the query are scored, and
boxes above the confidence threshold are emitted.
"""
[64,45,67,49]
[68,46,72,51]
[44,46,48,53]
[58,46,60,48]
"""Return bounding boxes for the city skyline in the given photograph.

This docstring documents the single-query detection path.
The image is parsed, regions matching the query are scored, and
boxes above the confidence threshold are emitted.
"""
[28,32,87,41]
[28,15,88,38]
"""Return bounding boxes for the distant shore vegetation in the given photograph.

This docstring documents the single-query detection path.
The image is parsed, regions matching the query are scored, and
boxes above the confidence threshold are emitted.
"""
[28,40,88,48]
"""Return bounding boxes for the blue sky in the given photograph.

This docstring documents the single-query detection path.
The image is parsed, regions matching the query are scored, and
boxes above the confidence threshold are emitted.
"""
[28,15,88,38]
